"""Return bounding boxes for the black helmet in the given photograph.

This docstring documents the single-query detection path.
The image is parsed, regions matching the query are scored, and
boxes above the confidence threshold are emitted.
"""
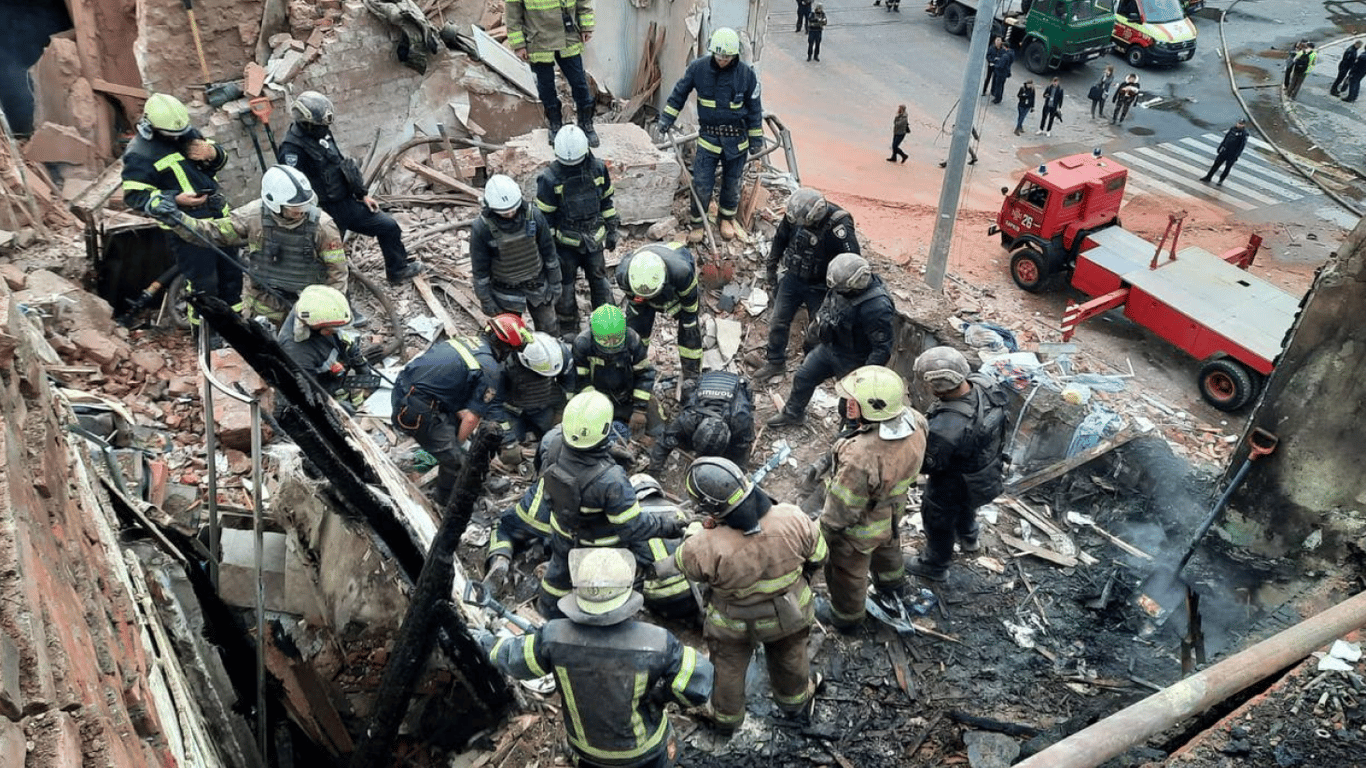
[692,417,731,457]
[684,456,752,519]
[290,91,334,127]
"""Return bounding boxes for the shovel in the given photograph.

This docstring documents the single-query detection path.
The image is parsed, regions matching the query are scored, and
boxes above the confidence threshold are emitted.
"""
[1135,427,1278,627]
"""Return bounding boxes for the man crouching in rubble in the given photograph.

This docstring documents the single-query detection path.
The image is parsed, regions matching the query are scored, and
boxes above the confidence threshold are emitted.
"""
[277,285,371,410]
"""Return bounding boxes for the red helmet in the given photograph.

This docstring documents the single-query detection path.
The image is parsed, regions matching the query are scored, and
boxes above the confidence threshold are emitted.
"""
[485,313,532,350]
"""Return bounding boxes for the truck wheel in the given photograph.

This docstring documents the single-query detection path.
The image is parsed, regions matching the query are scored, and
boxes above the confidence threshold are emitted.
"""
[1126,45,1148,68]
[1010,246,1049,293]
[943,3,968,35]
[1198,358,1257,412]
[1024,40,1050,74]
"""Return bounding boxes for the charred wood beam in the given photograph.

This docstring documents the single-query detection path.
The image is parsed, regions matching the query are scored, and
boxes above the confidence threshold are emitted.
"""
[948,710,1043,737]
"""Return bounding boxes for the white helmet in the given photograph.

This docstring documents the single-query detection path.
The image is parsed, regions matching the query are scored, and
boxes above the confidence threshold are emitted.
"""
[483,174,523,213]
[518,331,566,377]
[554,125,590,165]
[261,165,317,215]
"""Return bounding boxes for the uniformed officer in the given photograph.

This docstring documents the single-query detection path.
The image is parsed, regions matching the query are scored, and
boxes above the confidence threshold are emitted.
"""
[755,188,860,382]
[505,0,600,146]
[536,125,618,335]
[767,253,895,427]
[472,174,563,335]
[276,285,370,408]
[657,28,765,242]
[649,369,755,470]
[495,330,576,444]
[817,366,927,632]
[572,304,657,431]
[616,242,704,382]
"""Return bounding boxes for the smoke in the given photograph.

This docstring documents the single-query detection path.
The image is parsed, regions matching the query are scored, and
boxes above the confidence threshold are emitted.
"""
[0,0,73,134]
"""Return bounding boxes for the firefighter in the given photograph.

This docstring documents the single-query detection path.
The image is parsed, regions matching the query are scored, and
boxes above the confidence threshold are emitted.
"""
[572,304,657,431]
[616,242,704,382]
[496,331,576,445]
[505,0,600,146]
[536,125,618,336]
[660,456,828,734]
[657,27,765,242]
[648,369,755,470]
[276,285,370,409]
[391,314,531,506]
[472,174,562,335]
[817,365,928,632]
[767,253,895,427]
[279,91,422,285]
[478,548,714,768]
[755,188,861,382]
[537,391,683,618]
[121,93,242,338]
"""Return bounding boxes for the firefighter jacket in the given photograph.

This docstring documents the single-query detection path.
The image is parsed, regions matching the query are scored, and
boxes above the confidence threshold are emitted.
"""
[923,375,1010,510]
[278,125,367,204]
[496,343,576,426]
[661,55,765,158]
[615,244,700,320]
[651,371,755,466]
[821,411,928,554]
[572,328,655,411]
[121,130,228,221]
[392,336,502,420]
[182,200,347,298]
[535,156,617,252]
[765,203,860,285]
[470,203,561,311]
[488,618,712,765]
[505,0,594,62]
[811,275,895,365]
[673,499,827,643]
[276,310,363,390]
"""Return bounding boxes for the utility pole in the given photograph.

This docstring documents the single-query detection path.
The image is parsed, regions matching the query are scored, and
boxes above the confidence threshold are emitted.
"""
[925,0,1000,291]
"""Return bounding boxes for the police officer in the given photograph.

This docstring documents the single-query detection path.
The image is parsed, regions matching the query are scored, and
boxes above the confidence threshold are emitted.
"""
[496,330,576,444]
[817,366,927,632]
[657,28,765,242]
[767,253,895,427]
[572,304,656,431]
[480,548,713,768]
[907,347,1011,582]
[536,125,617,335]
[279,91,422,285]
[616,242,703,382]
[660,457,827,734]
[755,188,860,382]
[472,174,562,335]
[649,369,755,470]
[121,93,242,336]
[391,314,531,506]
[506,0,600,146]
[276,285,370,408]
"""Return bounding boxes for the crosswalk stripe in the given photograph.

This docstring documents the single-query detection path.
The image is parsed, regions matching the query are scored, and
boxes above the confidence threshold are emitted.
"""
[1111,151,1257,211]
[1128,146,1284,205]
[1162,143,1305,201]
[1242,134,1276,153]
[1121,171,1204,205]
[1189,136,1316,191]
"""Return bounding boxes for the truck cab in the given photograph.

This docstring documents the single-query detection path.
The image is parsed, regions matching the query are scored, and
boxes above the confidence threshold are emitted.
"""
[935,0,1112,74]
[1099,0,1198,67]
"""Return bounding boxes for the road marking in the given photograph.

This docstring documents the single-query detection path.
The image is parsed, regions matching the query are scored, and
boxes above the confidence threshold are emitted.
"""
[1111,151,1257,211]
[1109,134,1319,214]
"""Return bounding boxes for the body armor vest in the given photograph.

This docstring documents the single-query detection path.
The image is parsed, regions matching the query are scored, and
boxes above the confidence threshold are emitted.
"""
[816,285,884,350]
[505,358,562,411]
[282,126,351,203]
[785,210,850,282]
[255,209,325,294]
[487,211,543,286]
[693,370,738,417]
[555,162,603,229]
[588,352,635,404]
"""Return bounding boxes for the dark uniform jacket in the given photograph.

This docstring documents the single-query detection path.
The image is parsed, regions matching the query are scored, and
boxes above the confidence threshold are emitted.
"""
[661,56,765,157]
[811,275,895,365]
[276,310,362,390]
[391,337,502,420]
[615,245,700,319]
[572,328,656,413]
[535,156,618,252]
[1217,125,1249,160]
[922,375,1008,509]
[470,203,561,309]
[651,370,755,466]
[765,203,860,285]
[278,124,367,205]
[120,130,228,220]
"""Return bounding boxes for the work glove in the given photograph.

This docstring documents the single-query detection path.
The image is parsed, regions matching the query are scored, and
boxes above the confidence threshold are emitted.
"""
[483,555,511,595]
[605,228,619,251]
[145,193,187,227]
[653,121,673,146]
[544,282,563,304]
[656,513,686,540]
[749,136,765,157]
[470,626,497,655]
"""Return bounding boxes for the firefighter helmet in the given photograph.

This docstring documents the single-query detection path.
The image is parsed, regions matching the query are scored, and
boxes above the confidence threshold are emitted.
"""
[261,165,317,215]
[626,246,668,299]
[826,252,873,293]
[483,174,523,214]
[590,304,627,352]
[143,94,192,137]
[914,346,971,394]
[295,285,352,330]
[692,416,731,456]
[518,331,566,376]
[485,313,532,350]
[709,27,741,57]
[559,547,643,626]
[630,473,664,499]
[290,91,334,126]
[563,391,614,449]
[785,188,829,227]
[684,456,752,519]
[553,124,590,165]
[835,365,906,422]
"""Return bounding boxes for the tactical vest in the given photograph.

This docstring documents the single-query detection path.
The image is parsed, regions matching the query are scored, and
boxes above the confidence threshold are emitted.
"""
[785,210,850,282]
[815,284,884,349]
[693,370,738,417]
[542,451,615,536]
[587,351,635,405]
[282,126,352,203]
[934,374,1012,508]
[254,209,325,295]
[554,162,603,229]
[505,357,563,412]
[486,210,543,286]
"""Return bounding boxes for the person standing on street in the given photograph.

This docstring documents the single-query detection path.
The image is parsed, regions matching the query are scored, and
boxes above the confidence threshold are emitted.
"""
[796,0,812,32]
[1089,64,1114,119]
[1286,41,1317,100]
[1111,73,1140,125]
[1284,40,1305,89]
[806,4,827,62]
[1200,119,1249,186]
[889,105,909,162]
[536,125,617,337]
[279,91,422,285]
[471,174,562,335]
[506,0,600,146]
[989,42,1015,104]
[1344,50,1366,102]
[1014,80,1035,136]
[1038,77,1064,136]
[983,37,1003,96]
[1330,41,1360,96]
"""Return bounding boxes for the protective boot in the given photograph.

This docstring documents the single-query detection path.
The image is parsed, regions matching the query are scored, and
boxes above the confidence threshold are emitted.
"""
[753,361,785,381]
[766,409,806,428]
[719,218,737,241]
[546,107,563,147]
[577,106,600,148]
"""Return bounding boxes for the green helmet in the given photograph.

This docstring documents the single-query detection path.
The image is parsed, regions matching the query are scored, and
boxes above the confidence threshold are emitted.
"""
[295,285,352,330]
[590,304,627,352]
[835,365,906,422]
[626,246,668,299]
[563,391,615,449]
[709,27,741,57]
[143,93,191,136]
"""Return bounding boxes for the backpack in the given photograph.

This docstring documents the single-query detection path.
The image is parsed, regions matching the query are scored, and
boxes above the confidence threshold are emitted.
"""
[935,374,1014,508]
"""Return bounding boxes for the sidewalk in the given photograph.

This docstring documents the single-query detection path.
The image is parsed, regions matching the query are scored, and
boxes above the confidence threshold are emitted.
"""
[1278,35,1366,187]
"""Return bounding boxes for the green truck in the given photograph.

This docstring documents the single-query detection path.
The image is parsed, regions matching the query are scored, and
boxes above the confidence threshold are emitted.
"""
[931,0,1115,74]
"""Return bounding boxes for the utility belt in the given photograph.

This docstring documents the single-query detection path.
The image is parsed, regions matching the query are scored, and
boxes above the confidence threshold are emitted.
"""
[713,581,806,627]
[700,122,747,138]
[392,385,443,432]
[494,278,543,291]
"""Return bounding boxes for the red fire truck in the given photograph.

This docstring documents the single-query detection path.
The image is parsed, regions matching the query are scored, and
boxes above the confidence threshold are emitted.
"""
[988,152,1300,412]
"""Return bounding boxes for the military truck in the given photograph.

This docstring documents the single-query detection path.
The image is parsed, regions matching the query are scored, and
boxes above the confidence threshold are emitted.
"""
[931,0,1114,74]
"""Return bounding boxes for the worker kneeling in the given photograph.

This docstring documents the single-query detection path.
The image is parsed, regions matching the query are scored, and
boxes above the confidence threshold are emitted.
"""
[277,285,371,410]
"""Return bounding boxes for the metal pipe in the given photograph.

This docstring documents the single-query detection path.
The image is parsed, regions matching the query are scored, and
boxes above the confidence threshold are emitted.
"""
[1015,589,1366,768]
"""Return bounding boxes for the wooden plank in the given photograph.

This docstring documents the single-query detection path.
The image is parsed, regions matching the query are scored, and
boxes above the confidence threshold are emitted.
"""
[1084,522,1154,560]
[90,78,150,100]
[1004,428,1140,495]
[400,157,483,200]
[433,279,488,325]
[999,533,1079,568]
[1002,496,1062,537]
[411,274,460,338]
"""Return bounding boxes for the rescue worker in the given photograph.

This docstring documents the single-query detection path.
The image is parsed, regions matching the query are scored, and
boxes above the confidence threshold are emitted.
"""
[817,366,927,632]
[756,188,861,382]
[660,457,827,734]
[506,0,599,146]
[276,285,370,409]
[279,91,422,285]
[537,391,684,618]
[572,305,656,431]
[615,242,703,382]
[907,347,1011,582]
[121,93,242,338]
[767,253,894,427]
[536,125,617,335]
[648,369,755,470]
[479,548,714,768]
[472,174,562,335]
[391,314,531,506]
[657,27,765,242]
[496,330,576,444]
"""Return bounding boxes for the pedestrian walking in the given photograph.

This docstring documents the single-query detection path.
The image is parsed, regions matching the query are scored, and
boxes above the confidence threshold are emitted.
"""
[1330,41,1360,96]
[1286,42,1317,100]
[806,3,827,62]
[989,43,1015,104]
[1088,65,1114,118]
[1038,77,1063,136]
[889,105,909,162]
[1200,119,1249,186]
[1111,73,1140,124]
[1014,80,1035,136]
[796,0,812,32]
[1344,51,1366,102]
[983,37,1003,96]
